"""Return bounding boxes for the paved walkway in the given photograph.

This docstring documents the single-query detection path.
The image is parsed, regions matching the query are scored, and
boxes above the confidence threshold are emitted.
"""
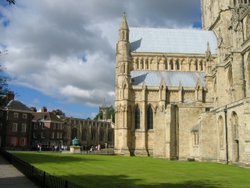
[0,155,38,188]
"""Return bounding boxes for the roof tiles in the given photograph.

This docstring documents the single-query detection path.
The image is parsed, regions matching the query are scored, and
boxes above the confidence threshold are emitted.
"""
[131,71,205,88]
[129,27,217,55]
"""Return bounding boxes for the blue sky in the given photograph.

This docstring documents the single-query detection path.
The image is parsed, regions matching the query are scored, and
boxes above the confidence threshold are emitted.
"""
[0,0,201,118]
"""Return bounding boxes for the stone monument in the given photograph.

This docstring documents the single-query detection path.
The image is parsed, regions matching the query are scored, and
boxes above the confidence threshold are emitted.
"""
[70,137,81,154]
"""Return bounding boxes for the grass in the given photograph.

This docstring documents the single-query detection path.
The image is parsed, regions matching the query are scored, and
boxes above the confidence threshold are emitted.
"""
[11,151,250,188]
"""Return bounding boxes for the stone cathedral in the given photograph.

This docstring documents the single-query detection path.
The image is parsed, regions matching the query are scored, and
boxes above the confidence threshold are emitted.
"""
[115,0,250,166]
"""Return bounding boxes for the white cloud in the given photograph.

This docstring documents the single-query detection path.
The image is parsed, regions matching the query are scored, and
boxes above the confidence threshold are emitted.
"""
[0,0,201,107]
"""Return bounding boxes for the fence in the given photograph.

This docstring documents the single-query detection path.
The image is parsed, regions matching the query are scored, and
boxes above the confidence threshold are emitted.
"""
[0,149,82,188]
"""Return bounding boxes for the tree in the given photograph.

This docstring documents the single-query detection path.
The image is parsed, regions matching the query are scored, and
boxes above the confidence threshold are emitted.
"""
[0,50,11,106]
[6,0,15,5]
[52,109,66,118]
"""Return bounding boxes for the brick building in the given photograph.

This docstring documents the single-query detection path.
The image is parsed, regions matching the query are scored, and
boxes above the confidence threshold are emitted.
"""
[3,100,33,149]
[31,107,66,150]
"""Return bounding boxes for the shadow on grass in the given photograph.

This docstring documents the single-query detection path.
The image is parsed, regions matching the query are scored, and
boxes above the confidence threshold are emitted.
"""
[11,152,101,164]
[63,175,221,188]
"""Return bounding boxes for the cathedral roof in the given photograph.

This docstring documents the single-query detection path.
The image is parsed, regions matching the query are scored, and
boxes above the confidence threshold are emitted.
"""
[129,27,217,55]
[131,71,205,88]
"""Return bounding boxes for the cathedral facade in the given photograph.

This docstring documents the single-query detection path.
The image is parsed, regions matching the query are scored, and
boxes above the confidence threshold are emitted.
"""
[115,0,250,166]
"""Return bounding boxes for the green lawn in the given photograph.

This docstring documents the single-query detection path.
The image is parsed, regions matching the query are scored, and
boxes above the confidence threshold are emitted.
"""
[11,152,250,188]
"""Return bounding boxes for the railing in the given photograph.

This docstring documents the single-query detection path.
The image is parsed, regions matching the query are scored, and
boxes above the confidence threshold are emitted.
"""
[0,149,82,188]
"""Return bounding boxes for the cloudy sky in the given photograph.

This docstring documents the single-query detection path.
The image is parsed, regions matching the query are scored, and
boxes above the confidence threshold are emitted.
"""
[0,0,201,118]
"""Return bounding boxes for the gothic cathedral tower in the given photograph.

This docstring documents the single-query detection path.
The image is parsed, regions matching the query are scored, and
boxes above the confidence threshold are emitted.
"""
[114,15,132,155]
[201,0,250,164]
[201,0,249,106]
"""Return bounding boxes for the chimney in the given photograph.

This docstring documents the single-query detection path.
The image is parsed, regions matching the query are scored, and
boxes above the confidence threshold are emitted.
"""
[6,92,14,102]
[30,107,37,112]
[41,107,47,112]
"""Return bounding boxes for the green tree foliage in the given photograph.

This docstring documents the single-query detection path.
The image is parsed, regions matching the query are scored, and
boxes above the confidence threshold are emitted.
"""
[6,0,15,5]
[0,64,10,105]
[94,106,115,122]
[0,68,8,96]
[52,109,66,118]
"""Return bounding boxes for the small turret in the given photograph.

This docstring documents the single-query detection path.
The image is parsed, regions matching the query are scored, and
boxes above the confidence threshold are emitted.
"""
[119,13,129,42]
[116,14,131,77]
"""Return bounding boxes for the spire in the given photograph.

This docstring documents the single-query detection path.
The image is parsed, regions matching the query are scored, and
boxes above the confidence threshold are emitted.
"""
[119,12,129,31]
[119,13,129,42]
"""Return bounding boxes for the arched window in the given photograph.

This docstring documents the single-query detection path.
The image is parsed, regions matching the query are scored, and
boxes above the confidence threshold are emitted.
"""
[147,105,153,130]
[141,59,144,69]
[176,59,180,70]
[135,106,140,129]
[200,61,203,71]
[170,59,174,70]
[231,112,239,162]
[195,60,198,71]
[232,112,239,139]
[165,62,168,70]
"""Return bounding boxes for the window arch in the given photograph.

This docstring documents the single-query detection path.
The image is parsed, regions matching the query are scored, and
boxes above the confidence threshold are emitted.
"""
[141,59,144,69]
[170,59,174,70]
[135,106,140,129]
[145,59,148,70]
[195,60,198,71]
[176,59,180,70]
[231,112,239,139]
[200,61,203,71]
[165,61,168,70]
[147,105,153,130]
